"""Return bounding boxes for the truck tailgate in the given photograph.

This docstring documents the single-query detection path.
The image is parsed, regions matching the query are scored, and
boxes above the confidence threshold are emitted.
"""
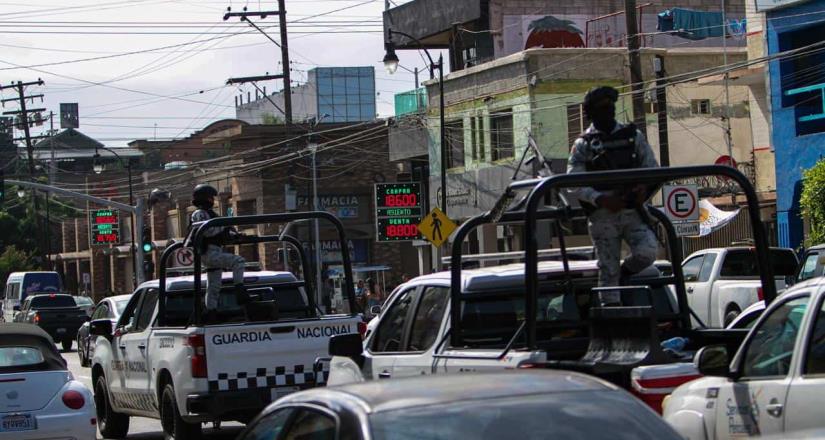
[204,316,360,398]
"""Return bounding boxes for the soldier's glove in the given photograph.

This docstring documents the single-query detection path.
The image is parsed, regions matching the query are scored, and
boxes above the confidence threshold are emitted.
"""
[596,194,625,213]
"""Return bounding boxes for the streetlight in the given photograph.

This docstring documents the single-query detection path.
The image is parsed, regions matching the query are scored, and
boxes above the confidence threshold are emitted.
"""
[93,145,138,284]
[17,188,25,199]
[383,28,447,218]
[92,153,104,174]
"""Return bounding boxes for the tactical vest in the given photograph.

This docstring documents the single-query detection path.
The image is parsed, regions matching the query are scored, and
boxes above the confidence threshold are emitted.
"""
[580,124,641,213]
[185,209,230,252]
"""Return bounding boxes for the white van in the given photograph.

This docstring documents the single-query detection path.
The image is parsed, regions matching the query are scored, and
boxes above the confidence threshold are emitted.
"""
[3,271,62,322]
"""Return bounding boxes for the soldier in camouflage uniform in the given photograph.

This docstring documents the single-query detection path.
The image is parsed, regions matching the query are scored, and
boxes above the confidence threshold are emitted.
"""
[567,86,659,304]
[187,184,248,321]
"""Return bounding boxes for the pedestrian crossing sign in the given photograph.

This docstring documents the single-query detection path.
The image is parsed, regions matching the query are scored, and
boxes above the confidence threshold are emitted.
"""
[417,207,457,247]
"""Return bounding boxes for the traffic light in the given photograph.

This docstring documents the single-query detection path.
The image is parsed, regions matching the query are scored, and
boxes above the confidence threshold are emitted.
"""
[141,227,154,254]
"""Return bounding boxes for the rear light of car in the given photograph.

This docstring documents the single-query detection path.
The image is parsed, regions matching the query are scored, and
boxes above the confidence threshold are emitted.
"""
[62,390,85,410]
[186,334,208,378]
[357,321,367,338]
[33,313,40,324]
[631,374,701,414]
[757,287,764,302]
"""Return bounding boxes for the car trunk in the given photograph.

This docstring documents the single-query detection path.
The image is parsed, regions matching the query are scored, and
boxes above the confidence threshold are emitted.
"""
[0,371,68,413]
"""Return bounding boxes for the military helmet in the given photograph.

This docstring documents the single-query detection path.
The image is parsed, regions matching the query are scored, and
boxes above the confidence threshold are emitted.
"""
[192,184,218,206]
[583,86,619,114]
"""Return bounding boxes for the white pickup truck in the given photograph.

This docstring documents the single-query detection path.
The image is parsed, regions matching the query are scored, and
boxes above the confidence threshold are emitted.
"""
[327,260,679,385]
[682,247,798,328]
[663,277,825,439]
[89,271,361,439]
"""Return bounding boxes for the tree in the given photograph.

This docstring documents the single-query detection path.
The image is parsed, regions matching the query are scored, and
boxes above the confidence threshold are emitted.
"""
[261,113,284,125]
[800,159,825,246]
[0,245,35,284]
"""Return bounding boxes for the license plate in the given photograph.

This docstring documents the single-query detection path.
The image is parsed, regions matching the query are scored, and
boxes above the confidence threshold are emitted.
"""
[1,414,36,432]
[56,328,66,334]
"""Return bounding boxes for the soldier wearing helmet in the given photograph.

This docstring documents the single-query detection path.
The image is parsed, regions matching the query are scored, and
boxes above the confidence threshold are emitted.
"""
[188,184,247,322]
[567,86,659,305]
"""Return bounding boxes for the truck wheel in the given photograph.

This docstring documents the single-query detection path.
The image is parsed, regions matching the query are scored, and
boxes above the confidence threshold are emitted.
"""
[61,338,72,352]
[161,383,202,440]
[95,375,130,438]
[724,306,741,327]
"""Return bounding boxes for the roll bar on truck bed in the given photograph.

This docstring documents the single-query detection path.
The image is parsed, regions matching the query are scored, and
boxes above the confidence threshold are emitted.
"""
[157,211,359,326]
[448,165,775,351]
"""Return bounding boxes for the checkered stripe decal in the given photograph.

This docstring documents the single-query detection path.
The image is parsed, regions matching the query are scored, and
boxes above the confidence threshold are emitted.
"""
[208,364,329,392]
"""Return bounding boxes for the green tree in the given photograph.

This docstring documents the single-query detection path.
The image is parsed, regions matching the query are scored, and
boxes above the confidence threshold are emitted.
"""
[261,113,284,125]
[800,159,825,246]
[0,245,35,284]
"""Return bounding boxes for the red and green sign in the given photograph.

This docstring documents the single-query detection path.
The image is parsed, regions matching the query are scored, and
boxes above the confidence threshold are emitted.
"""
[89,209,120,245]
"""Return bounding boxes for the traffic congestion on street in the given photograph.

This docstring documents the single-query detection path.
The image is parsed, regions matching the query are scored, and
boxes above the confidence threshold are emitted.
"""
[4,0,825,439]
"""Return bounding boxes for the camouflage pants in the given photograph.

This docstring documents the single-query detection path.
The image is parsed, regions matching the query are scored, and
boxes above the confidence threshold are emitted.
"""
[202,244,245,310]
[588,208,657,291]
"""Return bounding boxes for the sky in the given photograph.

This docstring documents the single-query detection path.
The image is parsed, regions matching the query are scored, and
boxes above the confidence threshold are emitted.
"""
[0,0,437,147]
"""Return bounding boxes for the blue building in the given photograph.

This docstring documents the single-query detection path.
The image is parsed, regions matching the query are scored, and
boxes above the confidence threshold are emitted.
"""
[235,66,376,124]
[765,0,825,249]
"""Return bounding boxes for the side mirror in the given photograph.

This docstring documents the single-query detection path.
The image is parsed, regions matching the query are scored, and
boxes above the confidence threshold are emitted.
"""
[329,333,364,365]
[369,305,382,315]
[12,305,20,312]
[694,344,731,377]
[90,319,114,338]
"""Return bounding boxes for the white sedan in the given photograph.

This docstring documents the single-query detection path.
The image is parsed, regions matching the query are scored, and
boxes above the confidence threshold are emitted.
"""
[0,323,95,440]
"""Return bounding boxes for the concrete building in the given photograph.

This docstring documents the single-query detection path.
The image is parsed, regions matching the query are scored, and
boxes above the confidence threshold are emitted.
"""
[762,0,825,249]
[235,67,377,124]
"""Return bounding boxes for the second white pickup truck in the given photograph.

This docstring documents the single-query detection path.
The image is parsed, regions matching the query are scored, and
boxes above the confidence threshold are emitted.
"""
[90,271,362,439]
[682,247,797,328]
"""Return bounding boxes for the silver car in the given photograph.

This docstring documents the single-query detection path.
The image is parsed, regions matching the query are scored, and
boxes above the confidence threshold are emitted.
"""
[237,371,682,440]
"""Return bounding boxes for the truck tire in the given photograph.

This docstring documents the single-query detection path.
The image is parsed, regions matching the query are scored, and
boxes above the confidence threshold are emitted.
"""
[61,338,72,352]
[160,383,202,440]
[77,337,89,367]
[95,375,130,438]
[724,306,741,327]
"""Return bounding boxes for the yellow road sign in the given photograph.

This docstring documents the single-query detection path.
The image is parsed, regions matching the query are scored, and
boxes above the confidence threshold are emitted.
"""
[417,207,457,247]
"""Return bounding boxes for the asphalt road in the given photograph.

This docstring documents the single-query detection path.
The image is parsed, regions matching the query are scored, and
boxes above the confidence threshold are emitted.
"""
[63,345,245,440]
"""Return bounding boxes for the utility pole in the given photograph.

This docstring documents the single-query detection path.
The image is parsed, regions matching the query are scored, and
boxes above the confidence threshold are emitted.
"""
[224,6,292,123]
[624,0,647,136]
[1,79,46,267]
[653,55,670,166]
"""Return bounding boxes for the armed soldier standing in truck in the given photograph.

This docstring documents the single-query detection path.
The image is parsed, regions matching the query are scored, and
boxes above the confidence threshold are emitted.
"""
[186,184,248,321]
[567,86,659,304]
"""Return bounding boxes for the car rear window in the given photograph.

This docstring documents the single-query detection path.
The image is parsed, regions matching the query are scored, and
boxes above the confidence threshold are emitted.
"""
[720,249,798,278]
[161,286,309,326]
[0,347,45,367]
[29,295,76,308]
[22,273,61,294]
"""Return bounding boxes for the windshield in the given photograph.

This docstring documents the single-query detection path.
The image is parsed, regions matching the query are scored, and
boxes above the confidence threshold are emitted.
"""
[370,392,675,440]
[29,295,76,308]
[22,273,61,295]
[115,299,130,315]
[720,249,798,278]
[74,296,93,306]
[0,347,45,367]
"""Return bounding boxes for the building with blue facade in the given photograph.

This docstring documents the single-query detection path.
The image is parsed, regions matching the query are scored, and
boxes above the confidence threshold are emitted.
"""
[765,0,825,249]
[235,66,376,124]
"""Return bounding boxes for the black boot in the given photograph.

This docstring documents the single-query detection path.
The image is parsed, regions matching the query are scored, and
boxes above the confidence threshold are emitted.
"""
[619,264,636,286]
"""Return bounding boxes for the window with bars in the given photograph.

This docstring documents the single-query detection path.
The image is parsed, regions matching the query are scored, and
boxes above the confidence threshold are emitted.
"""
[469,116,484,163]
[491,110,514,161]
[445,119,465,169]
[566,103,586,149]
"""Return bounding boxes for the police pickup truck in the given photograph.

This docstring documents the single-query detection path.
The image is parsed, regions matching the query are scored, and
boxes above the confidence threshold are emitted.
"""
[328,165,776,415]
[663,277,825,439]
[89,211,363,439]
[90,271,361,439]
